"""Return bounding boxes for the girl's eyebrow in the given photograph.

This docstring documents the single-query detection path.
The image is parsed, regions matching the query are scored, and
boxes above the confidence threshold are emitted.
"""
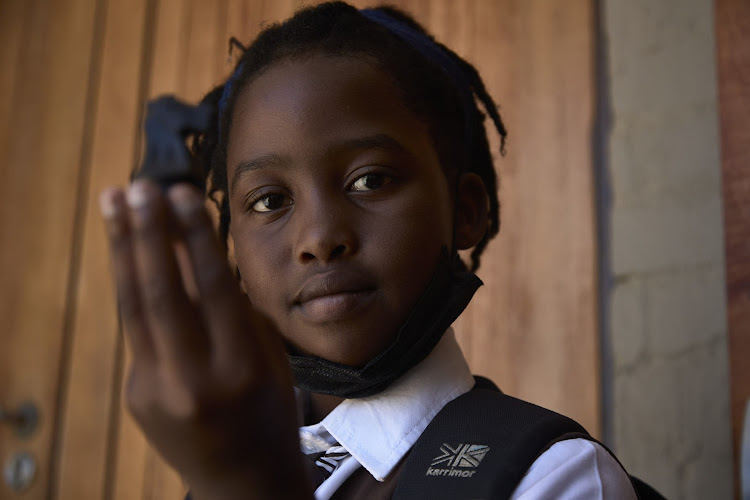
[326,133,414,159]
[230,153,290,192]
[230,134,415,193]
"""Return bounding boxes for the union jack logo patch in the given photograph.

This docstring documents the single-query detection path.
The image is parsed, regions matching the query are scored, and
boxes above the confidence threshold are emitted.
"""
[431,443,490,468]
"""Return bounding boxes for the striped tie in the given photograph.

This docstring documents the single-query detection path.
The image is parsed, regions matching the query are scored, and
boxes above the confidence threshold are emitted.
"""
[305,443,351,487]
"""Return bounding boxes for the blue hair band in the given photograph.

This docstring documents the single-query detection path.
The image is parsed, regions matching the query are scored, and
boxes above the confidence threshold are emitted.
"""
[217,61,245,136]
[218,9,478,152]
[360,8,477,156]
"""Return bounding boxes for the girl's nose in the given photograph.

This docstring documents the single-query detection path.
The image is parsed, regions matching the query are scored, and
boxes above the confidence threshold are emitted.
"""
[293,199,358,263]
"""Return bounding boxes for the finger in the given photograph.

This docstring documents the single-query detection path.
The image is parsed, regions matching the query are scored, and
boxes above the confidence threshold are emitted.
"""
[174,240,200,302]
[126,179,207,364]
[166,184,257,364]
[99,187,154,360]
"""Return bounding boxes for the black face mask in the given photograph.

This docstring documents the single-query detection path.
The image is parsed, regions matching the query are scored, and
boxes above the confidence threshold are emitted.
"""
[287,248,482,398]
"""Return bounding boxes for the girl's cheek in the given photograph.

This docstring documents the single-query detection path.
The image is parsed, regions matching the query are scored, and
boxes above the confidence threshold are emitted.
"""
[236,245,280,300]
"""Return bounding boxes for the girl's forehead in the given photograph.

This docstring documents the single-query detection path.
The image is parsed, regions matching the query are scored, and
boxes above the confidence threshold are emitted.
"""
[227,55,432,161]
[222,54,450,200]
[235,55,403,116]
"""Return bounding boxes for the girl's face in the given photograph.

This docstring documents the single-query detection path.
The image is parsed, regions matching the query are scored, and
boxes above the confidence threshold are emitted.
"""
[226,55,455,367]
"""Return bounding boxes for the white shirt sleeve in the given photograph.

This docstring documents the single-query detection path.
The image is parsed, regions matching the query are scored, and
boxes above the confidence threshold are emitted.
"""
[510,439,638,500]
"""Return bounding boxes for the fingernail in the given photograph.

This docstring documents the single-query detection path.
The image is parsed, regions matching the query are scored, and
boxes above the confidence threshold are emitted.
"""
[127,180,151,209]
[168,185,202,218]
[99,188,120,218]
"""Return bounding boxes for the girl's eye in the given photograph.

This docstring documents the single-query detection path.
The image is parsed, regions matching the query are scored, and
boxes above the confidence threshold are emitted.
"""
[350,173,391,192]
[251,193,291,213]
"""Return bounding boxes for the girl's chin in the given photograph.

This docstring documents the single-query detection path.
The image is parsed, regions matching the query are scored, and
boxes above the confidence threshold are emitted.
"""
[284,328,398,368]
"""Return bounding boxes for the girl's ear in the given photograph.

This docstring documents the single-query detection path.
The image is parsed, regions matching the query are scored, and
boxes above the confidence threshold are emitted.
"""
[454,172,490,250]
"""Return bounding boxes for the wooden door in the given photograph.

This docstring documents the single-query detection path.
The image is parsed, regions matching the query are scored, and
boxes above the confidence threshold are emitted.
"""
[715,0,750,494]
[0,1,598,498]
[0,0,110,497]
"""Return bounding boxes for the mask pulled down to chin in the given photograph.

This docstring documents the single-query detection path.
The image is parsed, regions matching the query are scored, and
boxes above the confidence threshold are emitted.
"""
[287,248,482,399]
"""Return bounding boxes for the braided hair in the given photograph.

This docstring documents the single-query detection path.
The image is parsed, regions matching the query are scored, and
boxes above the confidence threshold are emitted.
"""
[191,1,506,272]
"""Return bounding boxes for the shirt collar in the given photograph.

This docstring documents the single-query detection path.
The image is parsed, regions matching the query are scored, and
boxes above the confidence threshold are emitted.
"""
[299,328,474,481]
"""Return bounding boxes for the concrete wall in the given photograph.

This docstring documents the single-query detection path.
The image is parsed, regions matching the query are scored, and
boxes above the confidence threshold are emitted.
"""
[602,0,734,498]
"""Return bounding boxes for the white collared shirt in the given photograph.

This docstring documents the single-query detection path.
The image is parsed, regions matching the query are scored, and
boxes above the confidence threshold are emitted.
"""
[299,329,637,500]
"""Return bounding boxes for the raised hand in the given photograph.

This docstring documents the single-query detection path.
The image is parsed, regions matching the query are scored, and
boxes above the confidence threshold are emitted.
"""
[99,180,312,500]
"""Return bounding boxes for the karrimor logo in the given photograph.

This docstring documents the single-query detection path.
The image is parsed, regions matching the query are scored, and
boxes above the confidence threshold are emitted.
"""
[425,443,490,478]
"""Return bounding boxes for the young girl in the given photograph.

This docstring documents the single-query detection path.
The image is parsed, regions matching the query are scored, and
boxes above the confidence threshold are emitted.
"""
[99,2,640,498]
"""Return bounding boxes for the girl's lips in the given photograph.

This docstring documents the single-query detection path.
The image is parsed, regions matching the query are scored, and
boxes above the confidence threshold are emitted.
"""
[297,289,377,323]
[293,270,377,323]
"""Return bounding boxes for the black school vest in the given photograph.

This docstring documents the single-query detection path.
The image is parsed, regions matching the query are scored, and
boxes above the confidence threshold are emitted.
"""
[186,378,665,499]
[333,377,665,500]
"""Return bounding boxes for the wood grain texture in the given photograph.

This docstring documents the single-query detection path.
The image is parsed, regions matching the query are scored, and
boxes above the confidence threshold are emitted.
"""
[0,0,100,497]
[715,0,750,492]
[0,0,30,181]
[53,0,150,498]
[110,1,191,498]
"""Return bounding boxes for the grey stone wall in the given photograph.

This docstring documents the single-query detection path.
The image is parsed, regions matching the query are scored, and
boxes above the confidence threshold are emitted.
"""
[602,0,733,498]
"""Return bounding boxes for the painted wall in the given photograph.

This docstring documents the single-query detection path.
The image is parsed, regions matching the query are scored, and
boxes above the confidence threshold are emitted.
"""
[602,0,733,497]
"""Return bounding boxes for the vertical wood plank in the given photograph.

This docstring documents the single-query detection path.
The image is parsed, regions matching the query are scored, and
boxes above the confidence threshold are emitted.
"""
[0,0,31,180]
[181,0,225,102]
[53,0,150,498]
[455,0,599,436]
[517,0,597,435]
[715,0,750,492]
[0,0,100,497]
[147,0,190,99]
[110,0,192,496]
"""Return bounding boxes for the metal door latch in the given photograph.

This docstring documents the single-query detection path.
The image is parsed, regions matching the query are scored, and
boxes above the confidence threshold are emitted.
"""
[3,452,36,491]
[0,403,39,438]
